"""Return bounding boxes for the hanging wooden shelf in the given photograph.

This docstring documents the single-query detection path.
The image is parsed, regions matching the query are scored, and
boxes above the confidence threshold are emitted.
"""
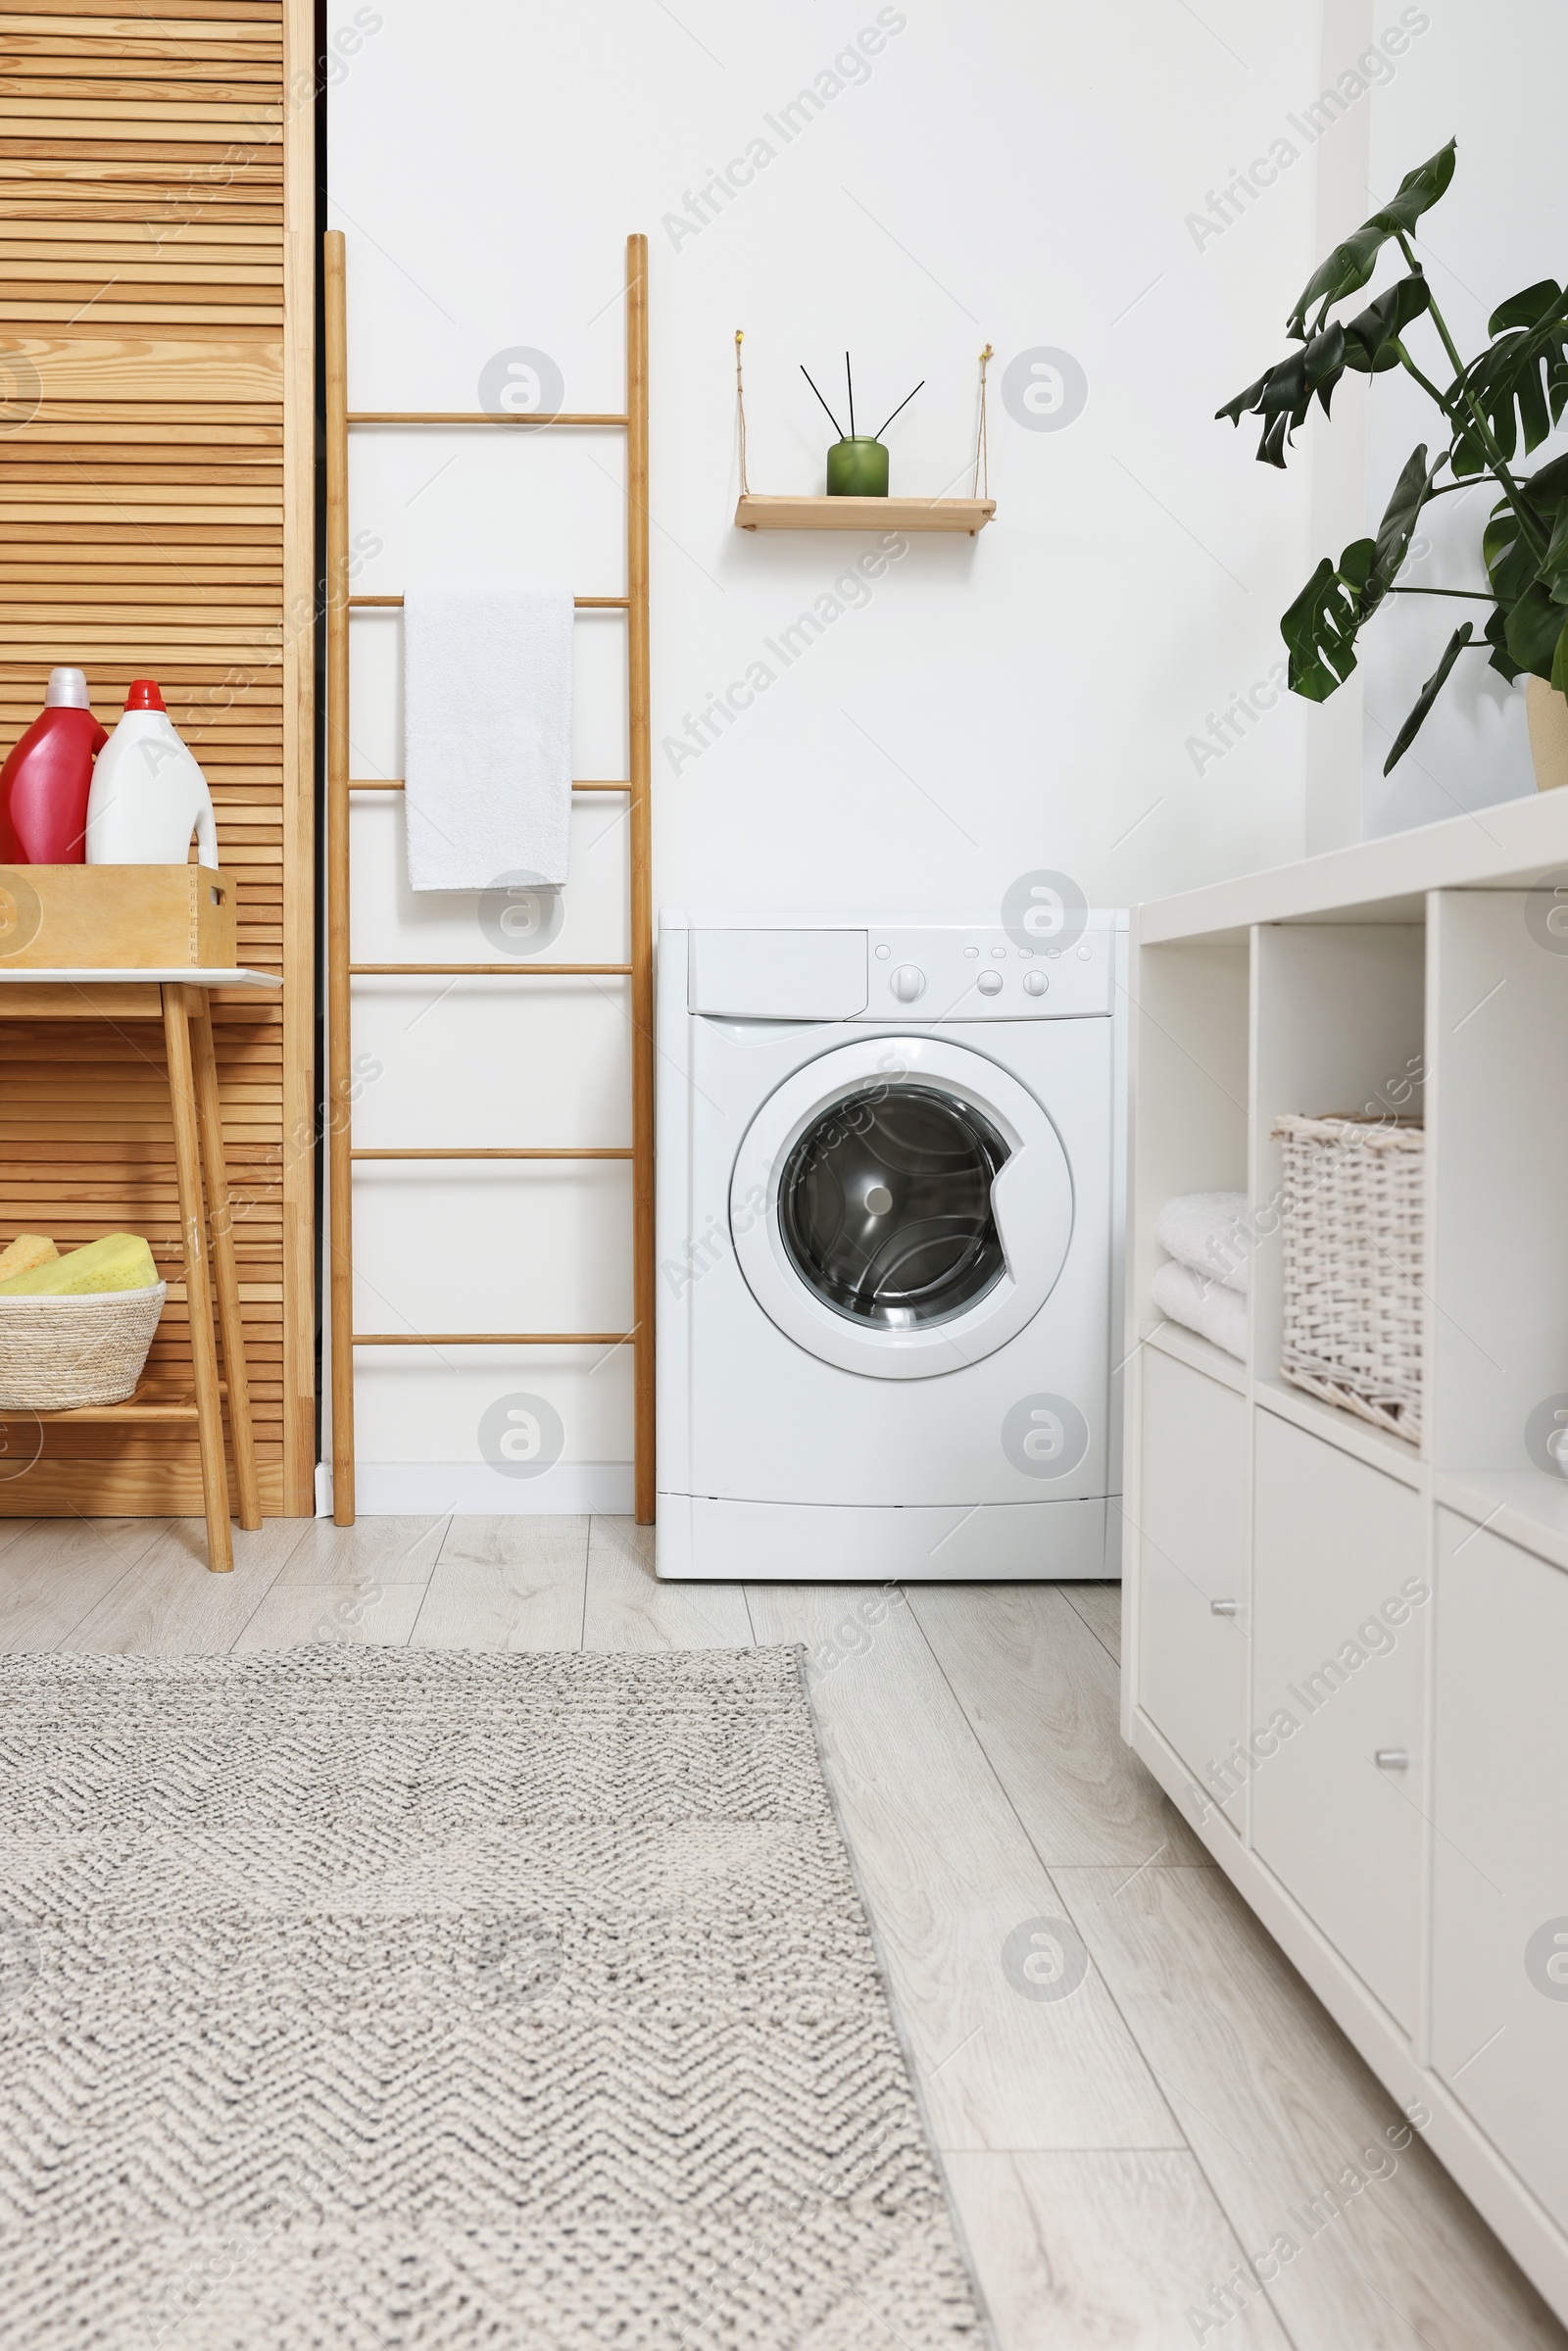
[734,494,995,535]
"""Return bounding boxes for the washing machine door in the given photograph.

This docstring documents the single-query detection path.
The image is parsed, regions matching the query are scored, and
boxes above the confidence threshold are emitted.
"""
[730,1036,1074,1379]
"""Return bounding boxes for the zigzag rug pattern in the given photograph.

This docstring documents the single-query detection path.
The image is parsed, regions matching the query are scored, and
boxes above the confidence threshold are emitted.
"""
[0,1644,985,2348]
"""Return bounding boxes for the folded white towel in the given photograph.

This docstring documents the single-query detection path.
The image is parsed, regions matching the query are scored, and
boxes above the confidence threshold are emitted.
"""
[404,588,573,892]
[1152,1257,1247,1361]
[1154,1190,1250,1294]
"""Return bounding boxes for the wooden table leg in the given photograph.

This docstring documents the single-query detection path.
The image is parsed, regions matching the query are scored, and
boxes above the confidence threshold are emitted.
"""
[163,986,233,1574]
[188,990,261,1531]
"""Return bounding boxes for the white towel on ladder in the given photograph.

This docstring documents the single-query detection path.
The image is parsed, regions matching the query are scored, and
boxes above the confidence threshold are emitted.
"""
[404,587,573,891]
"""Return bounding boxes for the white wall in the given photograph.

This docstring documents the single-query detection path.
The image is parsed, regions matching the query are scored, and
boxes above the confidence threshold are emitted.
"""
[327,0,1345,1504]
[1361,0,1568,836]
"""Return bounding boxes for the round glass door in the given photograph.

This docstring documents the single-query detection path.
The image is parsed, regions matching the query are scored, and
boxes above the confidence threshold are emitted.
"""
[776,1081,1010,1329]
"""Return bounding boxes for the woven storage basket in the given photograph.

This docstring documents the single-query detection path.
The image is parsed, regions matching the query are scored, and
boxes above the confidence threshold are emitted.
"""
[1273,1114,1424,1443]
[0,1283,167,1411]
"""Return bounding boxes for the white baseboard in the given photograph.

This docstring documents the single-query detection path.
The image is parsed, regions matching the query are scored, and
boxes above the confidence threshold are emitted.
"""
[314,1461,635,1516]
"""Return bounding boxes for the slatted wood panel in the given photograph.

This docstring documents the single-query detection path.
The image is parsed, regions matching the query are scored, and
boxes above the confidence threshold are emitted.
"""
[0,0,315,1516]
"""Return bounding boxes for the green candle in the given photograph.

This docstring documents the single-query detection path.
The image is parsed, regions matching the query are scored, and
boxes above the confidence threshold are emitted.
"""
[826,435,889,496]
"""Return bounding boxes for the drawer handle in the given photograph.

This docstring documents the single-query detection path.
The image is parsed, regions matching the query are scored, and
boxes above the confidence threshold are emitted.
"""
[1209,1598,1238,1617]
[1374,1747,1410,1771]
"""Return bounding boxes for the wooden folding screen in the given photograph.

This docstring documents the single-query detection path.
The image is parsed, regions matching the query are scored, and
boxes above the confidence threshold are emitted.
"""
[0,0,316,1516]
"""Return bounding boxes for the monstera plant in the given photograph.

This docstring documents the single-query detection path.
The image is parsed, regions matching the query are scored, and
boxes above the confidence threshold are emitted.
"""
[1219,139,1568,771]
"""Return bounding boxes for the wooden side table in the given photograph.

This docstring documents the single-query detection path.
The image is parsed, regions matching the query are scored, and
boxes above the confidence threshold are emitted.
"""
[0,968,281,1573]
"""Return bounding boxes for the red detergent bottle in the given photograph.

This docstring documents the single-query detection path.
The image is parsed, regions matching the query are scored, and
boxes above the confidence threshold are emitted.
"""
[0,668,108,863]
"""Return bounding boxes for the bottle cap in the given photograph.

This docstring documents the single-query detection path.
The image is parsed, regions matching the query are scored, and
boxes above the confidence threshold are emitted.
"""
[44,666,90,710]
[124,679,166,711]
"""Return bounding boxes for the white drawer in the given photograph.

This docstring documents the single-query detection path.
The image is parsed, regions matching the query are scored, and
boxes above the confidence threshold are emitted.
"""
[1137,1347,1248,1828]
[1251,1411,1425,2031]
[1433,1511,1568,2219]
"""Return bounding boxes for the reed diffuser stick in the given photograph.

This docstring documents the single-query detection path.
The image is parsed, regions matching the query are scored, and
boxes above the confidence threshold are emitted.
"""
[873,380,925,439]
[800,366,844,438]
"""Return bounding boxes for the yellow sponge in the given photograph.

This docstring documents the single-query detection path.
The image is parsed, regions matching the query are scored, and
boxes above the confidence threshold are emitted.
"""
[0,1233,160,1298]
[0,1234,58,1284]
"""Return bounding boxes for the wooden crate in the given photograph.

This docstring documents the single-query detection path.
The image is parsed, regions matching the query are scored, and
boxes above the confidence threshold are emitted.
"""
[0,864,237,970]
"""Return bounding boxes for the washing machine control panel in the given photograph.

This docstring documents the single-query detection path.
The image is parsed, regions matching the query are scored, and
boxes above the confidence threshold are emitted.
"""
[856,924,1114,1020]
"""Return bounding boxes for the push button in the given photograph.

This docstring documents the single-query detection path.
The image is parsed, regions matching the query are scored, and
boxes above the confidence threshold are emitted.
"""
[976,969,1004,997]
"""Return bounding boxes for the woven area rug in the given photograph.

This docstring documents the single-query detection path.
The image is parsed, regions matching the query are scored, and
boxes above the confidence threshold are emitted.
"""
[0,1645,987,2350]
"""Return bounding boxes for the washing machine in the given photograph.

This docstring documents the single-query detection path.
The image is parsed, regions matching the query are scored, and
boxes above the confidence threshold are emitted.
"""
[656,911,1126,1582]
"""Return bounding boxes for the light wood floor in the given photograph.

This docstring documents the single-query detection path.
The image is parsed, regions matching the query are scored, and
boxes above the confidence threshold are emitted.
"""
[5,1511,1563,2351]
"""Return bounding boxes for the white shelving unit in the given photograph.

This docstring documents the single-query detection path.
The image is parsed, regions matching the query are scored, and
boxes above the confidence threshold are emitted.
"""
[1122,786,1568,2324]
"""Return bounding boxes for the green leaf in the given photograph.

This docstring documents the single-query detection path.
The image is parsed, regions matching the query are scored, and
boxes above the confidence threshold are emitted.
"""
[1383,622,1474,773]
[1216,323,1348,468]
[1336,538,1377,592]
[1485,508,1538,608]
[1275,459,1437,704]
[1504,582,1568,679]
[1362,445,1439,616]
[1523,451,1568,507]
[1287,222,1387,340]
[1279,517,1434,698]
[1552,622,1568,701]
[1450,283,1568,475]
[1218,276,1433,471]
[1372,139,1460,236]
[1287,141,1456,338]
[1485,457,1568,608]
[1542,499,1568,605]
[1342,274,1432,375]
[1481,457,1568,677]
[1282,555,1363,701]
[1490,279,1563,336]
[1215,366,1271,430]
[1485,604,1524,683]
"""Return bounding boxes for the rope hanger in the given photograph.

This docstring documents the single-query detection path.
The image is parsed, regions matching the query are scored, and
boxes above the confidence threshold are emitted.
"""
[735,328,750,498]
[973,342,993,501]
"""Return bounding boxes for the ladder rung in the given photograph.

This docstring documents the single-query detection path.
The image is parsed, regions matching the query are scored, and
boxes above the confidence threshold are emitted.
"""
[353,1331,635,1347]
[351,1147,632,1160]
[350,790,629,799]
[350,594,629,610]
[348,961,631,976]
[348,411,628,427]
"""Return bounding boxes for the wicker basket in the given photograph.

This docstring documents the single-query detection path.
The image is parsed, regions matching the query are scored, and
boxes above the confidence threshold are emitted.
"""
[1273,1115,1424,1443]
[0,1283,167,1411]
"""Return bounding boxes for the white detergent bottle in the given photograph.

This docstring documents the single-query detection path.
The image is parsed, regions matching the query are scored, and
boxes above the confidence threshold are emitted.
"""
[86,679,218,867]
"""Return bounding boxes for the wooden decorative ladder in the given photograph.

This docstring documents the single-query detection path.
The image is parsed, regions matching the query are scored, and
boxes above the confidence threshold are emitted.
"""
[321,230,655,1526]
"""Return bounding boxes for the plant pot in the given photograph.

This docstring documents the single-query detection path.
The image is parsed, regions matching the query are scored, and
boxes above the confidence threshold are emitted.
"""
[1526,675,1568,791]
[825,436,889,497]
